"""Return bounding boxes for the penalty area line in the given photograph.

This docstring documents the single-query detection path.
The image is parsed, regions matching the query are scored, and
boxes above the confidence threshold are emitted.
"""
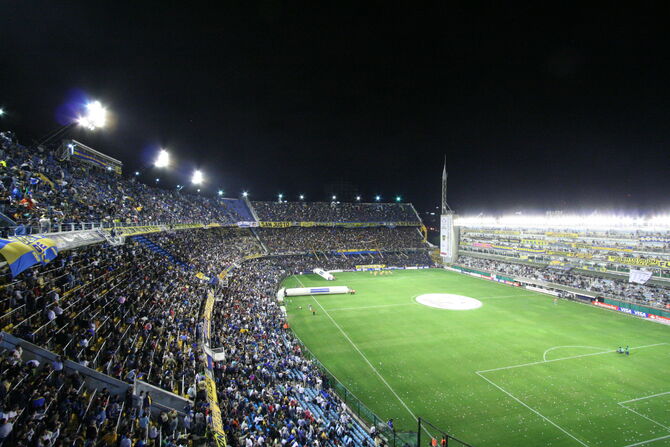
[475,371,589,447]
[622,434,670,447]
[478,343,668,374]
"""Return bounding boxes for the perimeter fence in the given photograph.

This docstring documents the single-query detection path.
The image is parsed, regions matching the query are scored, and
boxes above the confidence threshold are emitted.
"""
[290,334,475,447]
[291,335,418,447]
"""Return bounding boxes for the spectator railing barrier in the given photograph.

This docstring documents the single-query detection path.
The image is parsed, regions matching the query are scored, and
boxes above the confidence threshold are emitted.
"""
[0,330,192,417]
[201,290,227,447]
[290,332,418,447]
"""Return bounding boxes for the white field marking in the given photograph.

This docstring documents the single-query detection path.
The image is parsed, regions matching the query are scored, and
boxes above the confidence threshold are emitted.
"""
[477,343,668,374]
[328,303,417,312]
[618,403,670,432]
[294,277,434,438]
[475,371,590,447]
[622,434,670,447]
[619,391,670,405]
[542,346,609,362]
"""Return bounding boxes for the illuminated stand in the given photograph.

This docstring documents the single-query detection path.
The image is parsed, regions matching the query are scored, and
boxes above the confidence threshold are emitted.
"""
[440,160,458,264]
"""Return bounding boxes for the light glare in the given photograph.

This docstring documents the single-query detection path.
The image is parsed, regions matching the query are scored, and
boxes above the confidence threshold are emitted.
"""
[191,170,204,185]
[77,100,107,130]
[154,149,170,168]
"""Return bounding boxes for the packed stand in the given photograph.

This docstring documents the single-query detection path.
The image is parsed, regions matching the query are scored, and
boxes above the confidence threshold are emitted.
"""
[145,228,263,277]
[209,254,432,447]
[258,227,427,254]
[458,255,670,308]
[0,131,243,231]
[0,241,211,399]
[0,346,201,446]
[251,201,419,223]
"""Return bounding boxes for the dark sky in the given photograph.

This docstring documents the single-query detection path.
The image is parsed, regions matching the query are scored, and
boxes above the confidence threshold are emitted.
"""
[1,2,669,215]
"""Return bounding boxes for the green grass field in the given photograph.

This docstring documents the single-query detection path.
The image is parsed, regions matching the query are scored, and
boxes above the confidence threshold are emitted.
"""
[282,268,670,447]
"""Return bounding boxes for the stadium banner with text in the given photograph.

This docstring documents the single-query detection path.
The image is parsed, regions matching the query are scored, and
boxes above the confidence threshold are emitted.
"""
[640,236,670,243]
[546,250,593,259]
[522,239,549,245]
[593,300,670,324]
[259,221,292,228]
[570,242,633,252]
[491,244,545,253]
[355,264,386,271]
[607,256,670,269]
[545,232,579,238]
[335,249,379,255]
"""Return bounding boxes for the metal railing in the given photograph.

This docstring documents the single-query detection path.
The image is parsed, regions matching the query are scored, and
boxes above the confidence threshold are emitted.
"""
[290,334,418,447]
[5,220,230,236]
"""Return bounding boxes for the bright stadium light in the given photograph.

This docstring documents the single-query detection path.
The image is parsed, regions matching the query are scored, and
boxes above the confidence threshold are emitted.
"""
[396,196,402,202]
[299,194,304,200]
[356,196,361,201]
[0,108,5,116]
[77,100,107,130]
[191,169,203,185]
[332,195,336,200]
[155,178,160,183]
[375,195,381,201]
[197,188,201,193]
[154,149,170,168]
[134,171,140,176]
[453,213,670,230]
[218,189,224,196]
[242,191,248,197]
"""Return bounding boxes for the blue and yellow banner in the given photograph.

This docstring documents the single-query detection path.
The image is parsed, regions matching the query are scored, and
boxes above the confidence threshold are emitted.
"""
[0,236,59,277]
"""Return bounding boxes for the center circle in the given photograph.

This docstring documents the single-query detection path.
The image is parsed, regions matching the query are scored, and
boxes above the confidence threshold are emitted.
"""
[415,293,482,310]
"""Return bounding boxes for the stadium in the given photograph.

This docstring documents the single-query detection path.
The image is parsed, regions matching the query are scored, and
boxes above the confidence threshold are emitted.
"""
[0,126,668,446]
[2,4,670,447]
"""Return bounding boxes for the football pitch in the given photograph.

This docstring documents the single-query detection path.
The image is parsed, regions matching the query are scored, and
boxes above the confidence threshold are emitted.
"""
[282,268,670,447]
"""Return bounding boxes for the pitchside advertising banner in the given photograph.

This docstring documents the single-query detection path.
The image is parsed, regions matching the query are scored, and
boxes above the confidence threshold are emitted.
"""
[592,301,670,325]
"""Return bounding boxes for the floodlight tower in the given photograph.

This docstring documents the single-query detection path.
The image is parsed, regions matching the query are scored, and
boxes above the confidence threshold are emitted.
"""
[35,100,108,148]
[440,157,458,263]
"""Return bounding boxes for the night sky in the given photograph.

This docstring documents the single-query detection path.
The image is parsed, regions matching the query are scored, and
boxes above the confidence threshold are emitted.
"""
[1,3,669,215]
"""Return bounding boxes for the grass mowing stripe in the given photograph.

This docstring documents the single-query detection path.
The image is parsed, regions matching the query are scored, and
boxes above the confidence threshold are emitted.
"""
[475,371,590,447]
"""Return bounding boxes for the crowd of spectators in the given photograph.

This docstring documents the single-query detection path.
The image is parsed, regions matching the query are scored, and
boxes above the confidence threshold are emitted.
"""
[0,223,433,446]
[0,346,204,446]
[258,227,426,254]
[458,255,670,308]
[251,201,419,223]
[145,228,263,278]
[209,252,433,447]
[0,131,243,230]
[2,242,209,398]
